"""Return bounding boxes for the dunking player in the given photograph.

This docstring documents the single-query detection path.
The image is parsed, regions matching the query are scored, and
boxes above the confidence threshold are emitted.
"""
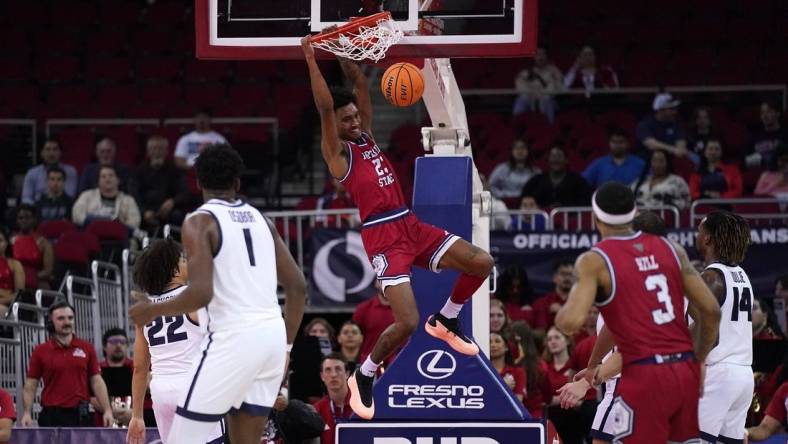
[555,182,721,443]
[126,238,223,444]
[302,38,494,419]
[129,146,306,444]
[694,211,753,443]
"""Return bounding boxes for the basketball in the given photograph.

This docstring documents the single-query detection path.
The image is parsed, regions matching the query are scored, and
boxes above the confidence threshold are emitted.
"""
[380,62,424,107]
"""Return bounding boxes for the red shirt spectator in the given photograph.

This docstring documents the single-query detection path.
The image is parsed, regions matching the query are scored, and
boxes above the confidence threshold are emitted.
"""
[532,259,574,330]
[0,240,24,318]
[764,382,788,425]
[563,45,619,91]
[571,334,598,401]
[0,389,15,442]
[316,179,359,228]
[28,336,101,408]
[313,353,353,444]
[12,204,54,289]
[490,331,527,403]
[352,292,396,366]
[522,363,553,419]
[313,392,352,444]
[689,140,743,200]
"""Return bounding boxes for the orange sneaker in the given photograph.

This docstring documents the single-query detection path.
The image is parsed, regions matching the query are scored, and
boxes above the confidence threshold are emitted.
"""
[425,313,480,356]
[348,369,375,420]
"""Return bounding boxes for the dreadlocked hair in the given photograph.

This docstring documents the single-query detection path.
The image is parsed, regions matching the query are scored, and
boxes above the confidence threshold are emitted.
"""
[702,210,751,265]
[133,238,183,295]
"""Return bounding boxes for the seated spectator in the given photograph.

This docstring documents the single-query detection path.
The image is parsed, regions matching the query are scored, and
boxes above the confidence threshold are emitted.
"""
[634,149,691,209]
[753,297,785,340]
[0,230,24,318]
[315,178,359,228]
[689,139,743,200]
[569,307,599,394]
[582,130,646,189]
[490,298,512,336]
[521,145,592,208]
[509,321,552,419]
[754,142,788,198]
[336,320,363,372]
[746,381,788,441]
[304,317,337,356]
[687,107,717,165]
[636,93,688,159]
[130,135,193,234]
[0,388,14,443]
[313,353,352,444]
[513,46,564,122]
[747,101,786,169]
[513,196,548,231]
[541,327,585,444]
[78,138,131,193]
[11,205,54,289]
[489,139,541,200]
[563,45,618,92]
[34,166,74,222]
[22,301,114,427]
[496,264,535,325]
[96,328,134,426]
[532,258,575,331]
[490,331,526,402]
[352,285,397,368]
[21,138,78,204]
[174,110,228,170]
[480,173,511,231]
[72,165,141,229]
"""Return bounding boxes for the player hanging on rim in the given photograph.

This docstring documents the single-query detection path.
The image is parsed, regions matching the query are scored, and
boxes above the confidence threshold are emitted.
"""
[555,182,721,443]
[129,146,306,444]
[126,238,224,444]
[301,38,494,420]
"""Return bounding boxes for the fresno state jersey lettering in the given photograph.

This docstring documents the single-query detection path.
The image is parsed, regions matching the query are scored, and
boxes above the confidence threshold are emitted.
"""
[339,132,406,221]
[593,232,694,364]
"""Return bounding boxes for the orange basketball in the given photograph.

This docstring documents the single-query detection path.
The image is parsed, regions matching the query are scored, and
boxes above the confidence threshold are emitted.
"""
[380,62,424,107]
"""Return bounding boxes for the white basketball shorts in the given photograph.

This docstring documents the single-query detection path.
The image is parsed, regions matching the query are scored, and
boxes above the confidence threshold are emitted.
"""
[175,319,287,422]
[698,362,754,442]
[150,375,224,443]
[591,377,620,442]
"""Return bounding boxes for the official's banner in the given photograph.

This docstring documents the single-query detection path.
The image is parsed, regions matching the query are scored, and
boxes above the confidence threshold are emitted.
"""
[491,227,788,298]
[309,229,377,305]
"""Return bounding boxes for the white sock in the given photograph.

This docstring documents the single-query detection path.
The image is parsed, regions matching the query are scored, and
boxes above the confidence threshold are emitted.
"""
[360,356,379,377]
[439,300,464,319]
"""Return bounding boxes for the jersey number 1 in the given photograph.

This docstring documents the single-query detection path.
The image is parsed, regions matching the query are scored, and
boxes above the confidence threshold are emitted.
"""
[646,274,676,325]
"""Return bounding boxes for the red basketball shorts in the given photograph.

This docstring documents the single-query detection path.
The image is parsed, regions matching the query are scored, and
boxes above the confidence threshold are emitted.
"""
[360,208,459,291]
[604,358,700,443]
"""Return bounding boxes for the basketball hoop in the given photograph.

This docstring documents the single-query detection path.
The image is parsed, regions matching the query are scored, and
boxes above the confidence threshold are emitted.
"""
[309,11,403,62]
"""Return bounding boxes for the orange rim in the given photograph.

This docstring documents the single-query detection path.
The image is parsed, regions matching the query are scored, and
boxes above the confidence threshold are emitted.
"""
[309,11,393,43]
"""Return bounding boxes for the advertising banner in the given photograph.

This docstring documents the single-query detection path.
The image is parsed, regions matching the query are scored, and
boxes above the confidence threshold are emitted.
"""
[309,229,377,304]
[11,428,161,443]
[336,422,545,444]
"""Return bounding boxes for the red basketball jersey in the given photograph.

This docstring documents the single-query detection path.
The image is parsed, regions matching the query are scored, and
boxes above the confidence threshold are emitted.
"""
[338,132,406,222]
[593,232,694,365]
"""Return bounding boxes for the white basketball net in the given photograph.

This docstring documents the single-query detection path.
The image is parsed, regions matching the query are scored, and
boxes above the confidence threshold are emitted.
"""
[311,17,403,62]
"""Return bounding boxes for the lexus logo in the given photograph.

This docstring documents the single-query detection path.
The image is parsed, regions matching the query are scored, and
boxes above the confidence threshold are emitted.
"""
[417,350,456,380]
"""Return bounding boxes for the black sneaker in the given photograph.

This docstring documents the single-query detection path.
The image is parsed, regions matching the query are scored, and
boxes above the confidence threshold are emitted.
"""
[425,313,480,355]
[348,368,375,419]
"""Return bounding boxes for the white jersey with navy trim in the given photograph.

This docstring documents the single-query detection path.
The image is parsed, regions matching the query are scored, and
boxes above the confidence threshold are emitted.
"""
[704,263,753,366]
[144,286,205,377]
[189,199,280,332]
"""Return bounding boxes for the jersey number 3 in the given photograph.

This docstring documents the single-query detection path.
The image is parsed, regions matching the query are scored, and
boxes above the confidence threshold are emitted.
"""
[646,274,676,325]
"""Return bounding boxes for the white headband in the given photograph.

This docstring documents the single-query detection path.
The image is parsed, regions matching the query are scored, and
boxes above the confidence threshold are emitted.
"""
[592,192,636,225]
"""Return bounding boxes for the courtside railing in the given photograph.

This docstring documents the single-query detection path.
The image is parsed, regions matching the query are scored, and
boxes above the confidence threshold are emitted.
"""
[67,275,102,348]
[549,205,681,232]
[92,261,126,336]
[0,308,23,421]
[690,197,788,226]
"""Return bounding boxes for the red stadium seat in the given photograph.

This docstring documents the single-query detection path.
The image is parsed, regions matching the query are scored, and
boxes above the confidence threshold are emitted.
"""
[57,127,96,173]
[86,57,133,82]
[184,59,229,83]
[47,85,93,107]
[58,231,101,257]
[227,84,270,106]
[139,84,183,105]
[136,57,182,82]
[184,84,227,109]
[33,29,82,54]
[143,2,187,25]
[34,56,81,83]
[38,220,78,240]
[85,220,128,242]
[85,26,130,55]
[54,239,89,265]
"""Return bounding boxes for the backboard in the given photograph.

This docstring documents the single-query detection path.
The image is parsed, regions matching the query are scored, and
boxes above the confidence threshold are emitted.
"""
[195,0,538,60]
